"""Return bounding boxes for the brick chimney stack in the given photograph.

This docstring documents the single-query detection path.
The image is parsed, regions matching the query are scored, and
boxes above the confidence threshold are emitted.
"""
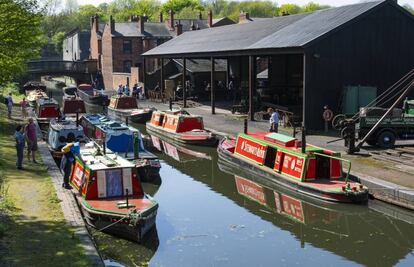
[239,11,250,23]
[139,16,145,34]
[91,15,99,32]
[199,11,202,20]
[169,9,174,29]
[175,20,183,36]
[208,10,213,27]
[109,15,115,33]
[159,12,163,22]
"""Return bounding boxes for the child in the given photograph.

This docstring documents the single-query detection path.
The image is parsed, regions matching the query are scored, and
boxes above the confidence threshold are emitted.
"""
[20,97,28,118]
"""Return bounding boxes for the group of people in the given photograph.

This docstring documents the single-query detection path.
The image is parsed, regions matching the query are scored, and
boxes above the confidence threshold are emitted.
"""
[14,118,38,170]
[4,93,28,119]
[117,83,143,99]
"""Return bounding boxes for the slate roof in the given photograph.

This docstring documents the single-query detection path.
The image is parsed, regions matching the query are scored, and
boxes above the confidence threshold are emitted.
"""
[173,58,227,73]
[143,0,387,57]
[111,22,172,38]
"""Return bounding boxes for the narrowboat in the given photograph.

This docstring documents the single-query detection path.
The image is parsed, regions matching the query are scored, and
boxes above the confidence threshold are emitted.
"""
[77,83,109,105]
[217,132,368,203]
[146,110,217,146]
[81,114,161,182]
[62,97,86,114]
[34,97,60,126]
[63,85,78,99]
[26,89,48,107]
[47,118,85,157]
[23,81,46,93]
[107,95,154,123]
[70,145,158,242]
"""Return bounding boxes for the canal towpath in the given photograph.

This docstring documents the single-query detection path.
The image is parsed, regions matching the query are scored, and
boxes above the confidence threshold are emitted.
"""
[141,99,414,210]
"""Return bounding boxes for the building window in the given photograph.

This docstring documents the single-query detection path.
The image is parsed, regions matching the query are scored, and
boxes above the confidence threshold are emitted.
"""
[123,40,132,54]
[123,60,132,73]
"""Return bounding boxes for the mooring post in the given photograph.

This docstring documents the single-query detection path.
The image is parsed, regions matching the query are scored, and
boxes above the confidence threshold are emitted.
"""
[169,97,172,111]
[293,125,296,138]
[102,133,106,155]
[76,112,79,127]
[244,118,248,134]
[126,116,129,126]
[133,132,139,160]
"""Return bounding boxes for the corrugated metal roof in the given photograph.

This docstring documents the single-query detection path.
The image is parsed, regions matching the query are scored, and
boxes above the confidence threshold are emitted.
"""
[143,0,386,57]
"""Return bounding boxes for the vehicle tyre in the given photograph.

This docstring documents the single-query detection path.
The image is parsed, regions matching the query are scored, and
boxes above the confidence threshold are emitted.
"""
[332,114,346,130]
[377,131,396,149]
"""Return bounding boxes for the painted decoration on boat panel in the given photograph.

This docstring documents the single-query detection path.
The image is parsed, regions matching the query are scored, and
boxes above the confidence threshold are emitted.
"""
[235,176,266,206]
[235,136,267,165]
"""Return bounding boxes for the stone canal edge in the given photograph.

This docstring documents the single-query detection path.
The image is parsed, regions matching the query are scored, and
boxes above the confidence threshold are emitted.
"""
[207,127,414,210]
[38,140,104,266]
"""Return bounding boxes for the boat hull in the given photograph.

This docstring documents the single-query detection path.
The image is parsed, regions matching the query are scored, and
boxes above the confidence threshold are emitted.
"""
[81,201,157,242]
[107,107,153,124]
[77,90,108,105]
[217,139,368,203]
[146,123,217,146]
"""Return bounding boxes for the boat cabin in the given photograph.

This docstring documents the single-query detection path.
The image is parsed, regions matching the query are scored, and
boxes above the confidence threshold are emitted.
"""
[149,110,204,133]
[234,132,343,182]
[36,98,59,119]
[80,114,110,139]
[109,96,138,110]
[48,119,85,150]
[63,98,86,114]
[71,148,142,200]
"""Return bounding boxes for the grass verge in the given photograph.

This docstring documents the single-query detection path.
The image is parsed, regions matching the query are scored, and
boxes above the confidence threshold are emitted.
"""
[0,101,90,266]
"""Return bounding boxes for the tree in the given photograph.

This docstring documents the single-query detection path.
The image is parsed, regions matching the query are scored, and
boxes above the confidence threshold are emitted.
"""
[0,0,44,84]
[302,2,329,13]
[403,4,414,15]
[52,31,66,55]
[160,0,203,15]
[277,3,301,15]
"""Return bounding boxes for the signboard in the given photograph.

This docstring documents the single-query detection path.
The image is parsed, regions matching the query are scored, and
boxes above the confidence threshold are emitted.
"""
[235,176,266,206]
[162,140,180,161]
[280,153,304,179]
[235,136,267,165]
[71,161,89,191]
[151,135,162,151]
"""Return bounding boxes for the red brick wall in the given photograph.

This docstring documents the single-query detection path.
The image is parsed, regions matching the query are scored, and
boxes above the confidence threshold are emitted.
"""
[112,73,131,89]
[111,37,143,73]
[90,21,100,60]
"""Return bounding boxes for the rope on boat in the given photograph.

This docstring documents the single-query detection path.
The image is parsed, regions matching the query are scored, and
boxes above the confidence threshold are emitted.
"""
[95,211,135,232]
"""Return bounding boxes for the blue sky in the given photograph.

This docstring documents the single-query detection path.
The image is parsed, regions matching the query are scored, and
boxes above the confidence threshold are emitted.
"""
[81,0,413,8]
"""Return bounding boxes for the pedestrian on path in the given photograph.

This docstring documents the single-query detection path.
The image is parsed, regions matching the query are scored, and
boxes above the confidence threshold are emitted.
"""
[323,105,333,133]
[60,133,79,189]
[5,93,13,119]
[14,125,25,170]
[268,107,279,133]
[20,97,29,119]
[117,84,123,96]
[24,118,38,163]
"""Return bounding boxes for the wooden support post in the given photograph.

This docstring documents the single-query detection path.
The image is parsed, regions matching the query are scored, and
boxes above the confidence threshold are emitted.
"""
[301,53,307,154]
[182,57,187,108]
[248,55,255,121]
[211,56,215,114]
[143,58,147,98]
[160,58,164,102]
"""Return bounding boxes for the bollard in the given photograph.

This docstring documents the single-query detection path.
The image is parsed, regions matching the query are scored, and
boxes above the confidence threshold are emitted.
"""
[169,97,173,111]
[133,132,139,160]
[244,118,248,134]
[76,112,79,127]
[102,133,106,154]
[293,125,296,138]
[126,116,129,126]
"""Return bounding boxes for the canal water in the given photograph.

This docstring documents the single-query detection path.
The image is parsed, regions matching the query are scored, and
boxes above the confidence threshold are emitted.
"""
[47,81,414,267]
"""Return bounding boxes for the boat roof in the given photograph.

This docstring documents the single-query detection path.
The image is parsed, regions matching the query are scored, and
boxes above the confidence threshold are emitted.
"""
[82,114,110,125]
[37,98,58,105]
[49,119,83,131]
[79,147,135,171]
[98,121,138,132]
[245,132,327,153]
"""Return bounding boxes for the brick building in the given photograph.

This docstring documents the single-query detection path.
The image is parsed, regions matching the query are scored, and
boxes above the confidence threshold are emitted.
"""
[90,10,234,90]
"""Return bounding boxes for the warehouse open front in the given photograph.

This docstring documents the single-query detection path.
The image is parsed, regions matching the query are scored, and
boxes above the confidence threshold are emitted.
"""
[143,0,414,130]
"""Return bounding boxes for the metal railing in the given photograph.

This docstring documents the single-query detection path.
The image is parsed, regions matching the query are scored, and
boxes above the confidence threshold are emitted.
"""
[27,60,88,74]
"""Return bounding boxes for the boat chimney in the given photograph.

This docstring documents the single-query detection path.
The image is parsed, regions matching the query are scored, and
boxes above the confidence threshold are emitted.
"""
[133,132,139,160]
[76,112,79,127]
[125,188,129,208]
[102,133,106,154]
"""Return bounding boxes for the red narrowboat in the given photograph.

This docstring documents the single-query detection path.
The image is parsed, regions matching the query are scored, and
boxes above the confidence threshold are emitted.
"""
[107,95,154,123]
[62,98,86,114]
[218,132,368,203]
[146,110,217,146]
[34,98,60,126]
[70,146,158,242]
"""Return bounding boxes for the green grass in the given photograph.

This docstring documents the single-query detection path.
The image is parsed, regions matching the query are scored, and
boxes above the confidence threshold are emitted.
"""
[0,101,90,266]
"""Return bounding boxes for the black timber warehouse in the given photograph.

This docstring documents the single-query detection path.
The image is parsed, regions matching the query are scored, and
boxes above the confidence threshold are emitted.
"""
[143,0,414,130]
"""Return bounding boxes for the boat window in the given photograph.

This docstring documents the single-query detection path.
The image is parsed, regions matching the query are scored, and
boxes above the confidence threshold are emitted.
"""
[105,169,123,197]
[264,146,277,168]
